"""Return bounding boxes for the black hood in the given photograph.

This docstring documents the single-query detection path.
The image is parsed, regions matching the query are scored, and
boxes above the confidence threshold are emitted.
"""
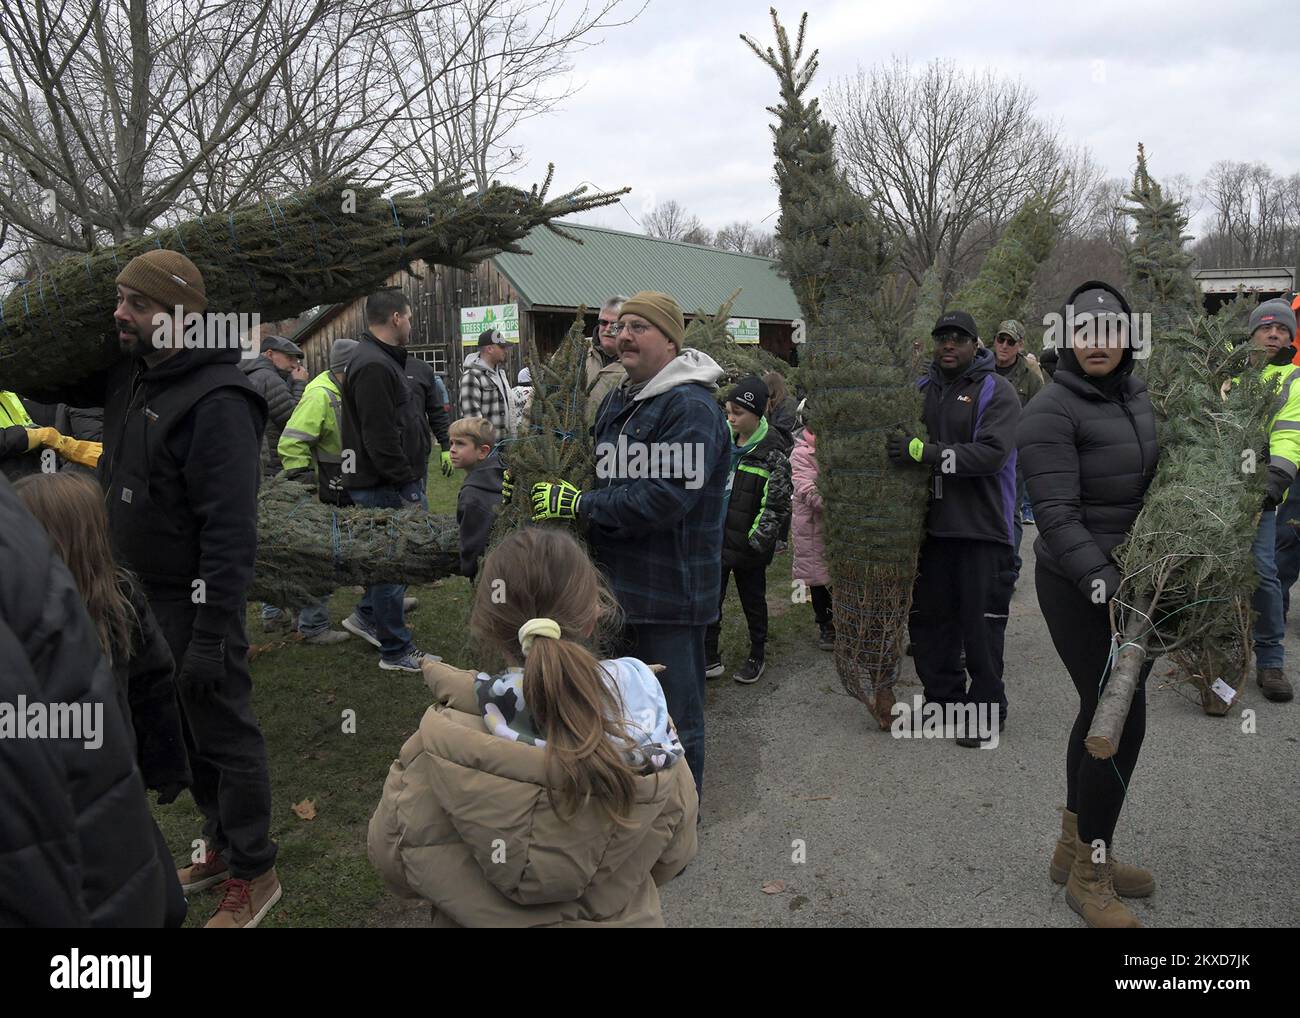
[1055,280,1137,387]
[141,339,247,385]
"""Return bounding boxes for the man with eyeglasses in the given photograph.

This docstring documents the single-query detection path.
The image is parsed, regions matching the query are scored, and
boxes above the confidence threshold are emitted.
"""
[586,295,629,422]
[886,310,1020,746]
[530,291,730,793]
[993,319,1045,578]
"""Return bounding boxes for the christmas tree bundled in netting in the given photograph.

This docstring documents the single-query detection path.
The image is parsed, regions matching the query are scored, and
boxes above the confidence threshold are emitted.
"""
[744,9,926,727]
[682,291,794,394]
[952,179,1065,344]
[492,310,596,540]
[1,168,627,394]
[252,475,461,606]
[1087,153,1274,749]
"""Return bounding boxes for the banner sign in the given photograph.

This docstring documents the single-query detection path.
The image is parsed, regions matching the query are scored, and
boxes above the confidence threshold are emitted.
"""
[461,303,520,345]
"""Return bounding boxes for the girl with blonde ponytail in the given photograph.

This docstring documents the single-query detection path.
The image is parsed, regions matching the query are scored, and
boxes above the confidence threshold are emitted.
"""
[370,527,699,927]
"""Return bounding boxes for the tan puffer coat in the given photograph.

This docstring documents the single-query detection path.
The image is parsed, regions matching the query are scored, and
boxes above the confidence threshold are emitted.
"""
[368,661,698,927]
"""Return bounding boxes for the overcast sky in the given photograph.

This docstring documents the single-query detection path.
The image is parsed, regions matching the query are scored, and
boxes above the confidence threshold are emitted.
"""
[502,0,1294,237]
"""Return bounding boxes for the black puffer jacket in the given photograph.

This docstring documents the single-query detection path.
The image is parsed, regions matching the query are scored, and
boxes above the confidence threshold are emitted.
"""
[1017,361,1159,599]
[240,355,298,474]
[0,475,167,927]
[341,332,427,490]
[722,417,792,569]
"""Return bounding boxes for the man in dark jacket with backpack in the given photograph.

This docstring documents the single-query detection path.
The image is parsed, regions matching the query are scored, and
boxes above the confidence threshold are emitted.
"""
[888,310,1020,745]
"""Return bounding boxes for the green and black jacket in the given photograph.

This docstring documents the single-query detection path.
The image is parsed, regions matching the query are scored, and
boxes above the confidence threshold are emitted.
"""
[722,416,792,569]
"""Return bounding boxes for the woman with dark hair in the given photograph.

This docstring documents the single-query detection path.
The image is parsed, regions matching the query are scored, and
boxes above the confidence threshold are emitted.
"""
[1016,281,1159,929]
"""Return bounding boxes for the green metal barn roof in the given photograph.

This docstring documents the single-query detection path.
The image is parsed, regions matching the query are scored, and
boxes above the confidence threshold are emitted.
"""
[494,222,801,322]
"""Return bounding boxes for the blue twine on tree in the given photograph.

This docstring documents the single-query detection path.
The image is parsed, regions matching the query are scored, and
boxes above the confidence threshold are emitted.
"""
[84,255,94,284]
[330,510,341,567]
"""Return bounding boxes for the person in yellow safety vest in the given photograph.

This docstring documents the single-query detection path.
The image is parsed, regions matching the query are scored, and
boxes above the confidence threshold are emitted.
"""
[1,390,102,479]
[1246,299,1300,704]
[269,338,360,646]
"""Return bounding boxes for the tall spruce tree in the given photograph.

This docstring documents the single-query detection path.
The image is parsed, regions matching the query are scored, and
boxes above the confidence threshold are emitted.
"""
[744,9,926,726]
[952,179,1065,344]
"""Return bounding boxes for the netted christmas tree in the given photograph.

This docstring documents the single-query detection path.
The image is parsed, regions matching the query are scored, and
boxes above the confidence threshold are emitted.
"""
[906,265,944,378]
[252,475,461,605]
[492,310,596,540]
[1,169,626,394]
[952,179,1065,343]
[1087,152,1274,749]
[744,9,926,727]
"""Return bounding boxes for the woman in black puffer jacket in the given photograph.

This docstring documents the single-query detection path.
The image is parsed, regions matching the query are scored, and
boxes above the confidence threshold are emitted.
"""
[1017,281,1159,929]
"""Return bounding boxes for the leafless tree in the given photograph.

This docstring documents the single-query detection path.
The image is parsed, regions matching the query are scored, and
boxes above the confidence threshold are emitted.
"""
[643,199,706,242]
[0,0,643,284]
[1197,160,1300,268]
[826,57,1064,289]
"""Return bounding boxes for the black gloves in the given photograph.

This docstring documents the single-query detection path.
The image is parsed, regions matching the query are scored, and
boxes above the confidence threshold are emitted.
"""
[179,630,225,703]
[285,467,316,487]
[398,479,423,504]
[886,432,936,467]
[1264,465,1291,510]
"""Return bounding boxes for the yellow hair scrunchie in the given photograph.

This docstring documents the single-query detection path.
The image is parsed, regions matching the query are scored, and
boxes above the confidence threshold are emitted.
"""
[518,617,562,655]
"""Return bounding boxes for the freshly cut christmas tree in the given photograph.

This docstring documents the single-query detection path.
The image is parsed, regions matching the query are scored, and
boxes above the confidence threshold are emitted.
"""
[683,290,792,389]
[1,168,626,394]
[744,9,925,727]
[1087,150,1272,750]
[252,475,460,605]
[952,179,1065,344]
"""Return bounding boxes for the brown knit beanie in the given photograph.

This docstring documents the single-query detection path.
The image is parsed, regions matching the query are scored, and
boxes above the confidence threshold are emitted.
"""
[115,249,208,315]
[620,291,685,349]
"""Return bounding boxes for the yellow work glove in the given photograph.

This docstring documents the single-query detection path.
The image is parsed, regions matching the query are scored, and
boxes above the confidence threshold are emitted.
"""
[26,426,61,451]
[53,435,103,468]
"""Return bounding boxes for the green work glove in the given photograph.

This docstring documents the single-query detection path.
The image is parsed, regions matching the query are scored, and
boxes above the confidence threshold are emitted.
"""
[531,479,582,521]
[501,469,513,506]
[886,431,937,466]
[440,450,453,477]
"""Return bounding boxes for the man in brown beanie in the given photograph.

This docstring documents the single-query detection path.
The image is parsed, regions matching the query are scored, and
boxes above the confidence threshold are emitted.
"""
[51,248,282,926]
[530,290,730,794]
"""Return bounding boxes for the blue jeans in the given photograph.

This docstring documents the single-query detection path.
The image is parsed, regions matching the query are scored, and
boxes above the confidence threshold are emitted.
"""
[1275,482,1300,620]
[1253,509,1285,669]
[262,598,331,636]
[621,622,706,796]
[350,485,425,660]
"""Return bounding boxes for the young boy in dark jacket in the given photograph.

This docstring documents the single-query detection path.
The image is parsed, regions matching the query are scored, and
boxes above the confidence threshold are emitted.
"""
[705,376,792,685]
[450,417,504,580]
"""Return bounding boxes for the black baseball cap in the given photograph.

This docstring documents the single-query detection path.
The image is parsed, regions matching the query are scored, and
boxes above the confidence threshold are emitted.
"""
[932,310,978,341]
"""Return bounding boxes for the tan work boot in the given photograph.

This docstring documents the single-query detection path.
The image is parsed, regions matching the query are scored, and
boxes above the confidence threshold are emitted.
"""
[1051,809,1154,897]
[204,867,282,928]
[1257,667,1294,702]
[1064,837,1142,928]
[177,845,229,894]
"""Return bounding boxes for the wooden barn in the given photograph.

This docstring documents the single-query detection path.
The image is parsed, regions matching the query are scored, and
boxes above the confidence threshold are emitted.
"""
[288,222,803,395]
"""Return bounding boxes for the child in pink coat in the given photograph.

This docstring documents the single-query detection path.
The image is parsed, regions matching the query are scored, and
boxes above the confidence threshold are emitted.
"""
[790,426,833,649]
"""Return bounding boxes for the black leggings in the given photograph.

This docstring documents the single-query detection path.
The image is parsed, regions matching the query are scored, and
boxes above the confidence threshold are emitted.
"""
[1036,562,1152,846]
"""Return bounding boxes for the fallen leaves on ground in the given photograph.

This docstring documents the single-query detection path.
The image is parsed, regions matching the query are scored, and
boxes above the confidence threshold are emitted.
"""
[292,798,317,821]
[761,880,786,894]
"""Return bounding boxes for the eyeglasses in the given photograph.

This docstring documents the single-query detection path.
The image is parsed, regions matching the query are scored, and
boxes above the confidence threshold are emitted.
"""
[932,331,974,345]
[994,335,1019,346]
[610,320,653,338]
[598,318,619,330]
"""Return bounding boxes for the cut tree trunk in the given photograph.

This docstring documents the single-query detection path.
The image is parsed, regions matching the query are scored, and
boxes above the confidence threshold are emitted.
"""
[1085,596,1152,759]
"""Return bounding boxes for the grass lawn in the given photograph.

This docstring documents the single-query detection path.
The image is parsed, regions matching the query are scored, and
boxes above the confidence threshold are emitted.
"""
[155,461,820,926]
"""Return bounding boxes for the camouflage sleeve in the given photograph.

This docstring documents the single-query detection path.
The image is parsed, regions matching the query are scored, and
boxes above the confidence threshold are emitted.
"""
[748,451,792,555]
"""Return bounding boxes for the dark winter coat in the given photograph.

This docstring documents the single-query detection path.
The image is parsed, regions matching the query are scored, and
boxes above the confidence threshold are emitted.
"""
[584,350,731,627]
[240,355,298,474]
[766,396,798,449]
[0,475,167,927]
[115,581,190,795]
[916,346,1021,546]
[456,447,504,580]
[995,352,1045,408]
[405,356,451,452]
[98,345,267,637]
[722,417,792,569]
[341,332,428,490]
[1017,360,1159,599]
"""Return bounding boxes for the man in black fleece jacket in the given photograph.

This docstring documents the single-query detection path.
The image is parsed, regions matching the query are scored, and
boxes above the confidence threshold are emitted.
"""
[339,289,431,671]
[888,310,1020,744]
[48,249,280,926]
